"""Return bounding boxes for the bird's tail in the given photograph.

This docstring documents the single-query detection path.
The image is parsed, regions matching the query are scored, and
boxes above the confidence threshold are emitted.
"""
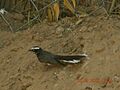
[55,54,88,64]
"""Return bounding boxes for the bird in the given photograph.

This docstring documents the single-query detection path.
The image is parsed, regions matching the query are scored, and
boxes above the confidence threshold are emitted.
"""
[29,46,88,65]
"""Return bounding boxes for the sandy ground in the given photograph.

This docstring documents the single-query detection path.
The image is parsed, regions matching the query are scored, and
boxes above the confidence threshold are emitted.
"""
[0,15,120,90]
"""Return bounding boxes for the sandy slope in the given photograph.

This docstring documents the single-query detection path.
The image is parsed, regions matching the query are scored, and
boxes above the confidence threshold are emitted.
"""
[0,16,120,90]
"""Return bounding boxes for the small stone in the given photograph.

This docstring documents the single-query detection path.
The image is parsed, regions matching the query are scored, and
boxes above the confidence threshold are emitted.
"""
[93,25,98,28]
[54,84,58,87]
[56,26,64,34]
[88,27,93,31]
[66,28,72,31]
[6,59,10,63]
[79,26,87,32]
[114,75,120,83]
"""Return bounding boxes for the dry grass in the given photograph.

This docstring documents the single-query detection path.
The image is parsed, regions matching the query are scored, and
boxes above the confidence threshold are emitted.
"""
[0,0,120,31]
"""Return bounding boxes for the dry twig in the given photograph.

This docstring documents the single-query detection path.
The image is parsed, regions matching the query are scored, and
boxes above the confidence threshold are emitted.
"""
[0,11,13,32]
[16,0,58,31]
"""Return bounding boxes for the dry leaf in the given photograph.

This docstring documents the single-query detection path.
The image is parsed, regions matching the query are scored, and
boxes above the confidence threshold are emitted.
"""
[71,0,76,8]
[47,7,53,21]
[53,2,60,21]
[51,6,55,21]
[64,0,75,14]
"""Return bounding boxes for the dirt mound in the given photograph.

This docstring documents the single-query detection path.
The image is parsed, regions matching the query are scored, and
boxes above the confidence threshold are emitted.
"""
[0,16,120,90]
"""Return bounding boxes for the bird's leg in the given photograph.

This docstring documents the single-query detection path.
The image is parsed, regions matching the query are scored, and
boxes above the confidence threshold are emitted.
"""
[43,63,52,71]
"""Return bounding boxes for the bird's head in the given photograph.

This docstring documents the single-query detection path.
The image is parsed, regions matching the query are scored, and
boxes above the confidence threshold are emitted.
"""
[29,46,42,53]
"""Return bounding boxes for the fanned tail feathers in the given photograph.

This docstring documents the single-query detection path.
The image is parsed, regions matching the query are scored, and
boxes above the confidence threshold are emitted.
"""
[56,54,88,64]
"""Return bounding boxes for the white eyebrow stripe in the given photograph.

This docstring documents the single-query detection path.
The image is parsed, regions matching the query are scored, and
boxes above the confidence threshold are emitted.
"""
[31,47,40,50]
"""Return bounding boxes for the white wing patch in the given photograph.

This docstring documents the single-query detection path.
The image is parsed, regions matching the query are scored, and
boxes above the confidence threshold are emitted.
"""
[62,59,81,64]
